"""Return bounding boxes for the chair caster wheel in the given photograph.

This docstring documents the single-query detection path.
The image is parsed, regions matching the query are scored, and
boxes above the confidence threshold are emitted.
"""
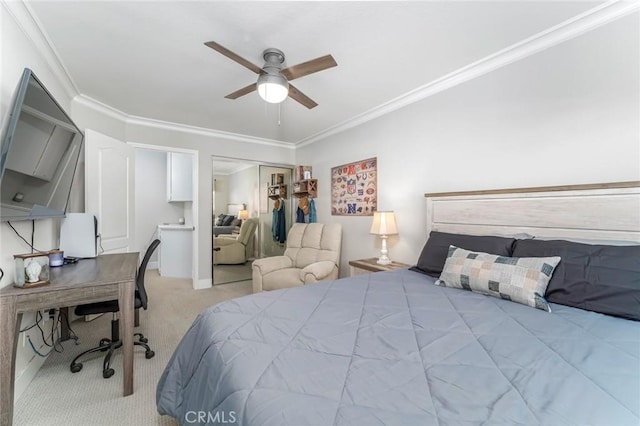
[70,363,82,373]
[103,368,115,379]
[139,337,148,343]
[145,350,155,359]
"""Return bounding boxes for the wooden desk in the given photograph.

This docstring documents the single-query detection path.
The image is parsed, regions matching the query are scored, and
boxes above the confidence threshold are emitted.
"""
[0,253,139,426]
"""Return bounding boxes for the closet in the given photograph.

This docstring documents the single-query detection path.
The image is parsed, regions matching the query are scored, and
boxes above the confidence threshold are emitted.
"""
[258,166,293,258]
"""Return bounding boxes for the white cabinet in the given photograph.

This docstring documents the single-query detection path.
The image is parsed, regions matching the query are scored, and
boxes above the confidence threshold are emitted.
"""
[167,152,193,202]
[158,225,194,278]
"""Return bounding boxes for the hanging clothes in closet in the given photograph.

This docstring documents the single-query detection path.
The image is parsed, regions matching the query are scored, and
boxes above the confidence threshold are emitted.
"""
[296,197,309,223]
[308,198,317,223]
[272,198,287,244]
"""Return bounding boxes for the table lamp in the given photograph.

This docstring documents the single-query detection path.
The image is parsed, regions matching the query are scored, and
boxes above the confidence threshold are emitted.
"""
[370,211,398,265]
[238,210,249,220]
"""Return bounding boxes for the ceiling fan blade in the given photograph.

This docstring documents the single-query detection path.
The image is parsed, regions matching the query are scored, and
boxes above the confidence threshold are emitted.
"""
[281,54,337,81]
[204,41,263,75]
[225,83,257,100]
[288,84,318,109]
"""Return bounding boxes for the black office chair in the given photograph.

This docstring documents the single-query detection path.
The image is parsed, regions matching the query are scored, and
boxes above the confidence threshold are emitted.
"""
[70,239,160,378]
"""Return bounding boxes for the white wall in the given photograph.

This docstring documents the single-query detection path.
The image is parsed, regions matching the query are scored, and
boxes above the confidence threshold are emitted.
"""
[228,166,259,218]
[213,175,230,216]
[134,149,185,265]
[0,3,85,399]
[296,14,640,277]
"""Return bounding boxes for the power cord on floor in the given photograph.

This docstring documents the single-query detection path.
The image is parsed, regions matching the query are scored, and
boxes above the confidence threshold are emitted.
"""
[21,309,79,357]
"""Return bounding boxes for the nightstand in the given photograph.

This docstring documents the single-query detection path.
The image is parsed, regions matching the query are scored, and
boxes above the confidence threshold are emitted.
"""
[348,258,410,276]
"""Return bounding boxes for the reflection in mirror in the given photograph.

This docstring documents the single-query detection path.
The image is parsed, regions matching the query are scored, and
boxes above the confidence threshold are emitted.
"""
[212,159,258,285]
[211,159,294,286]
[0,69,83,221]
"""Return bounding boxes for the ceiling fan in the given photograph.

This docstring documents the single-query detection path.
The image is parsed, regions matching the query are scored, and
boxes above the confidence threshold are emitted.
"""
[204,41,337,109]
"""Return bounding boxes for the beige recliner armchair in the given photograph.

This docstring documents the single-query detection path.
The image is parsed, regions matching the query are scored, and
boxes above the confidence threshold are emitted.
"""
[213,218,258,265]
[252,223,342,293]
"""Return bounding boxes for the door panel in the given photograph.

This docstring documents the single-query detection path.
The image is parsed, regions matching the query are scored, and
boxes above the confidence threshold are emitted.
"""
[85,129,135,254]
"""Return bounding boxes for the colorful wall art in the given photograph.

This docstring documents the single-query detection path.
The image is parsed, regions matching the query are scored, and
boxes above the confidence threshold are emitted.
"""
[331,157,377,216]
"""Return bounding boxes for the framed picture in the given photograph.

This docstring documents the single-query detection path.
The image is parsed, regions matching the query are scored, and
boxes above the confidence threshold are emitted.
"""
[331,157,377,216]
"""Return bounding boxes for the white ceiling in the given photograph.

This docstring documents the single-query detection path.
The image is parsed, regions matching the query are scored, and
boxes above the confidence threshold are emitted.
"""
[27,1,601,144]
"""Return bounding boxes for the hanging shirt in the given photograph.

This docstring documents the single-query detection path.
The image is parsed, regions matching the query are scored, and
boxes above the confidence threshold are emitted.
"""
[296,207,305,223]
[309,199,317,223]
[272,202,287,244]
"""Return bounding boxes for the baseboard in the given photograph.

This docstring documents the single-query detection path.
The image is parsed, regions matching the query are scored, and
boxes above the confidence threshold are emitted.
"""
[147,261,158,270]
[193,278,212,290]
[14,346,48,402]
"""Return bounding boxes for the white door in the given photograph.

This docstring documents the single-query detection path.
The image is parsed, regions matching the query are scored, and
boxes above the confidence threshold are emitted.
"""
[85,129,135,254]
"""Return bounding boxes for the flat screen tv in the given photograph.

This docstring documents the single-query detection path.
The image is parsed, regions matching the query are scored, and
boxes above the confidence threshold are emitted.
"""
[0,68,84,221]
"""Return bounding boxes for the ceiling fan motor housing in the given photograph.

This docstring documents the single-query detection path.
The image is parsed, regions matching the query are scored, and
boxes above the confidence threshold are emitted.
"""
[257,48,289,103]
[262,48,286,69]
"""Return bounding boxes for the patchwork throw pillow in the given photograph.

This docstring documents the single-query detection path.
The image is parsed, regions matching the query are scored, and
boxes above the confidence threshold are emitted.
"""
[436,246,561,311]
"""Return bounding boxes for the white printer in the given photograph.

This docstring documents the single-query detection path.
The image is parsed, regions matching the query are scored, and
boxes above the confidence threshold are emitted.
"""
[60,213,98,258]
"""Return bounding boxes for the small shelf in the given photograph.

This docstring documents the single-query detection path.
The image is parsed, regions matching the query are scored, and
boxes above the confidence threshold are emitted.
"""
[293,179,317,198]
[268,184,287,200]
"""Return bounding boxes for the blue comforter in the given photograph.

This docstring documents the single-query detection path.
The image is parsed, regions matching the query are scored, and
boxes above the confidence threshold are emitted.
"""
[157,269,639,425]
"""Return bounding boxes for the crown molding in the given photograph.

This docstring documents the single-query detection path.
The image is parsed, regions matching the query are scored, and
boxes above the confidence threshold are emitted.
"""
[9,0,637,150]
[75,95,295,149]
[2,0,79,100]
[10,0,291,150]
[295,0,639,147]
[73,94,128,122]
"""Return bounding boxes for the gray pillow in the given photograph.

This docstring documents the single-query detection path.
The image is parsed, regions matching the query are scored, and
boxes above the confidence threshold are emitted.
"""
[512,239,640,321]
[411,231,516,277]
[221,215,235,226]
[214,214,225,226]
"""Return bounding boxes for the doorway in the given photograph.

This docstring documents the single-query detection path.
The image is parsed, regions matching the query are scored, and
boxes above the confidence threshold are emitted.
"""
[131,144,198,285]
[211,158,292,285]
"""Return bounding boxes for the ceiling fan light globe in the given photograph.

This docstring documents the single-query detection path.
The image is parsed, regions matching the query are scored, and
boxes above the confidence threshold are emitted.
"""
[257,74,289,104]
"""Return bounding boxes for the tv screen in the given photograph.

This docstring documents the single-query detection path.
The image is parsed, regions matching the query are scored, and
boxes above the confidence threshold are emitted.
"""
[0,68,83,221]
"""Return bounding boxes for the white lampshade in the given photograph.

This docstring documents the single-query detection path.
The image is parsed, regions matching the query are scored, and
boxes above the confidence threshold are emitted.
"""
[370,211,398,265]
[370,211,398,236]
[238,210,249,220]
[257,73,289,104]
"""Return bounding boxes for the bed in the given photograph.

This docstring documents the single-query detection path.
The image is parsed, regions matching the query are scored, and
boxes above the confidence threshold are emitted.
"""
[213,204,244,236]
[157,182,640,425]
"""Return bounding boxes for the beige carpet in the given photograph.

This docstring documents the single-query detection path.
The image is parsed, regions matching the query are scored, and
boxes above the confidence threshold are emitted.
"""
[13,271,252,426]
[213,262,253,285]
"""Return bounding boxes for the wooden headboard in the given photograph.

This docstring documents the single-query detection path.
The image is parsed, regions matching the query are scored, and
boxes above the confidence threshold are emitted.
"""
[425,182,640,244]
